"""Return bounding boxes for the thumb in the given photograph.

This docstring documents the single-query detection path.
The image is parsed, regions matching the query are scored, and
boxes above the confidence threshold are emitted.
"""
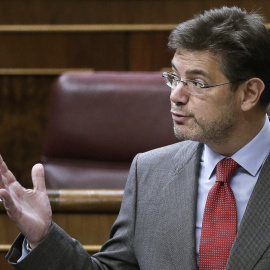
[31,163,46,192]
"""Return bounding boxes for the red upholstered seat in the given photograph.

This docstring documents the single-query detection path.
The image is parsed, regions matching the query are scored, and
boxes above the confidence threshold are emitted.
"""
[41,72,178,189]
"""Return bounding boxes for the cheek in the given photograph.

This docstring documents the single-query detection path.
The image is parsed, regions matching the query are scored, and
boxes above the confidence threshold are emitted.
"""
[192,101,224,124]
[190,100,211,117]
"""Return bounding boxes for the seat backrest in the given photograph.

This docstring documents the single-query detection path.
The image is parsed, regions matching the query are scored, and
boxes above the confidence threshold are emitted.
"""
[41,71,178,189]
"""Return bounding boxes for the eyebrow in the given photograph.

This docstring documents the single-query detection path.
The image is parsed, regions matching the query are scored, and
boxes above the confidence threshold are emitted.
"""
[171,62,178,73]
[171,61,212,80]
[186,69,212,80]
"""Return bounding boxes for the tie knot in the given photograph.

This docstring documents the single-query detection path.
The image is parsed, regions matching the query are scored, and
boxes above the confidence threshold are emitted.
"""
[216,158,240,183]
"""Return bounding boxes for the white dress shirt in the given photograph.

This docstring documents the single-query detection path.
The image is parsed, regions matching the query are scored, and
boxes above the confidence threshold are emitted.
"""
[196,115,270,257]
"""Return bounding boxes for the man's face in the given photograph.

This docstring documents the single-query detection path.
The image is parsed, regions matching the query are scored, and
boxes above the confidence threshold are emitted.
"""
[170,49,242,148]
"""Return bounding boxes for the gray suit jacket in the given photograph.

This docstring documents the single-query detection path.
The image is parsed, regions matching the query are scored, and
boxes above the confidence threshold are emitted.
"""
[7,140,270,269]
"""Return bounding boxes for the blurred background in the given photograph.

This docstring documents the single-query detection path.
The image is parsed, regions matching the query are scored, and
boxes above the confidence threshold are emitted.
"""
[0,1,270,268]
[0,0,269,187]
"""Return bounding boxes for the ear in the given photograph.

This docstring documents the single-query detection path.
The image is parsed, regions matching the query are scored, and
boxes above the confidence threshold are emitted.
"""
[241,78,265,111]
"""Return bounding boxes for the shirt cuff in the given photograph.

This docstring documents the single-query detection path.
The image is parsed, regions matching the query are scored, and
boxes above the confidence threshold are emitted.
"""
[17,238,31,262]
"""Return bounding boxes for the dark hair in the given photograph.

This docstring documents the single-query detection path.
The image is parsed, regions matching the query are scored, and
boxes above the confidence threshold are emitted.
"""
[168,6,270,108]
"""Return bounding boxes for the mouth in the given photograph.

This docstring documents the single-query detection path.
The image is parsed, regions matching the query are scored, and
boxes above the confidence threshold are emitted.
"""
[171,110,191,123]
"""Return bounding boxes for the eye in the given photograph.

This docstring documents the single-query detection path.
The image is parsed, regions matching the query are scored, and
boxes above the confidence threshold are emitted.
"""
[170,73,179,80]
[168,73,176,80]
[182,81,188,86]
[191,80,204,88]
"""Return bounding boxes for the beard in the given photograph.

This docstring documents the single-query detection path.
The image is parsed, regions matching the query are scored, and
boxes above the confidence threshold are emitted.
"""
[173,93,239,146]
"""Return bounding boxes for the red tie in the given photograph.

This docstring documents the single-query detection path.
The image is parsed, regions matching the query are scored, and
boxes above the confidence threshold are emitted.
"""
[199,158,240,270]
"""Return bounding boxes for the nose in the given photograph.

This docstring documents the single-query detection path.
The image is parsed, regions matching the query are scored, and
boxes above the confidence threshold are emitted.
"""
[170,82,189,105]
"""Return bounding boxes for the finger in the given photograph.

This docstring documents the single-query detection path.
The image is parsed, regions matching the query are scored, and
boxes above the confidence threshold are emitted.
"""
[0,160,9,175]
[0,171,5,189]
[0,188,14,212]
[0,189,23,226]
[0,188,8,202]
[0,188,9,204]
[0,172,11,191]
[0,156,17,185]
[32,164,46,192]
[1,168,17,186]
[0,155,8,173]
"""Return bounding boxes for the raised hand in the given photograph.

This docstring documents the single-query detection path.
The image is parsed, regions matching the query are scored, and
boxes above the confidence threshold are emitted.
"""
[0,156,52,248]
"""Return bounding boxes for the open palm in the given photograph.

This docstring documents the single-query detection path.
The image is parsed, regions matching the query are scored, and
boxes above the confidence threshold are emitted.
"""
[0,156,52,248]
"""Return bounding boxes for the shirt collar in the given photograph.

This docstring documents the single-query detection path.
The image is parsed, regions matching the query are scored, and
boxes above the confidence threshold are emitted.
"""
[202,115,270,179]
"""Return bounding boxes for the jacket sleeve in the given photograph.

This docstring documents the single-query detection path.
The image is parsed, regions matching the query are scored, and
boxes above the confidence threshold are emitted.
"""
[6,154,141,270]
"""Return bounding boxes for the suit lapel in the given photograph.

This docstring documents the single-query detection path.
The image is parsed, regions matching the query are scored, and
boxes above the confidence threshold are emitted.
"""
[227,152,270,270]
[160,142,202,270]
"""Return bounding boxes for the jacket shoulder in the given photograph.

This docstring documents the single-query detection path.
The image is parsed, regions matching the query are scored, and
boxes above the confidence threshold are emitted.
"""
[138,141,201,163]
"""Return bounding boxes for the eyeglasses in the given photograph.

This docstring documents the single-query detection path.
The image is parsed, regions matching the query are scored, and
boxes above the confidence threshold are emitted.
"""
[162,71,237,96]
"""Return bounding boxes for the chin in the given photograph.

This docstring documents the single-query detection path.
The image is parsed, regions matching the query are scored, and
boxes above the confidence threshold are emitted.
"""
[173,123,205,143]
[174,125,193,141]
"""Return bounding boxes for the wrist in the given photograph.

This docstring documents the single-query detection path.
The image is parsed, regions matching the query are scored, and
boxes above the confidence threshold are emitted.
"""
[26,239,40,250]
[25,221,52,250]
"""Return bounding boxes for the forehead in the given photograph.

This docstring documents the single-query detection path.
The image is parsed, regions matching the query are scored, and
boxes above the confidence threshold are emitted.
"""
[172,49,224,80]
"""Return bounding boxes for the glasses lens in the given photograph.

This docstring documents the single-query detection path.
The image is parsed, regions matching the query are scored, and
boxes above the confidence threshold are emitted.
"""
[185,80,204,96]
[162,73,173,88]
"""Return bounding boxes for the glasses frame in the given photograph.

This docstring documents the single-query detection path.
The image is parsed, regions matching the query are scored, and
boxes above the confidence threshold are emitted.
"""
[162,71,239,96]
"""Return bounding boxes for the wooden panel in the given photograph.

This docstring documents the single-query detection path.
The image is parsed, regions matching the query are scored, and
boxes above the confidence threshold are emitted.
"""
[0,211,116,246]
[0,251,15,270]
[0,68,93,75]
[0,31,172,71]
[0,25,176,32]
[48,189,123,213]
[0,214,21,245]
[128,31,174,71]
[0,74,55,187]
[0,32,127,70]
[0,189,122,245]
[0,0,269,24]
[0,212,115,245]
[52,213,117,245]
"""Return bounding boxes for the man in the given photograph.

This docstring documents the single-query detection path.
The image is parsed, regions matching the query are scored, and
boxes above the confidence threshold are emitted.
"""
[1,6,270,270]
